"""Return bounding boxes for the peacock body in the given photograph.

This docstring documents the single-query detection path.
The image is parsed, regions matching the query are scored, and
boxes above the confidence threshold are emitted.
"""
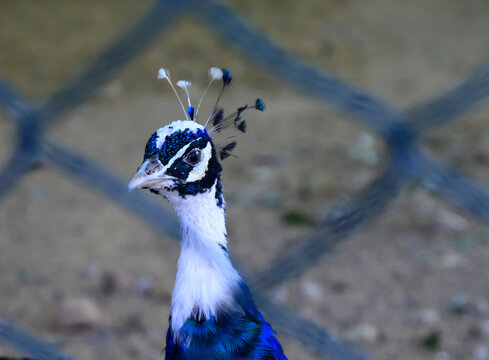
[128,68,287,360]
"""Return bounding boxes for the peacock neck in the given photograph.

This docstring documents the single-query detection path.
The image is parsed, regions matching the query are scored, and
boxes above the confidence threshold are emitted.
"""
[168,180,242,334]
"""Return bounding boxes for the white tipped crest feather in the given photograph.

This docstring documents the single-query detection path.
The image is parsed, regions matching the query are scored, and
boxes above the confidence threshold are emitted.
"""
[209,67,223,81]
[195,67,222,120]
[157,67,170,80]
[157,67,189,121]
[177,80,192,107]
[176,80,191,89]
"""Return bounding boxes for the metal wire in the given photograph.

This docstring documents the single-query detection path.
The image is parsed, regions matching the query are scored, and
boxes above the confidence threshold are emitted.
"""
[1,0,489,359]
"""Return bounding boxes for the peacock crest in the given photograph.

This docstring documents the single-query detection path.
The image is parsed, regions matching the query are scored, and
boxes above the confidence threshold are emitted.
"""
[156,67,265,160]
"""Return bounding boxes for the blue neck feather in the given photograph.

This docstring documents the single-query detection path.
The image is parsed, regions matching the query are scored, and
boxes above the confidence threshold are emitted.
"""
[165,282,287,360]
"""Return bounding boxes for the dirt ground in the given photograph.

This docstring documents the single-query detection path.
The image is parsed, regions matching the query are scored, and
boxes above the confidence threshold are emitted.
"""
[1,1,489,359]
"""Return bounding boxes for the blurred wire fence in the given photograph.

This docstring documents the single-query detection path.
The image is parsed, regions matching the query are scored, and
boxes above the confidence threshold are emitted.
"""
[1,0,489,359]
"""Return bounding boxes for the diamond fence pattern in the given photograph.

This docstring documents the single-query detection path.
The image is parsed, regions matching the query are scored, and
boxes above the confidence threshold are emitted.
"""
[1,1,489,359]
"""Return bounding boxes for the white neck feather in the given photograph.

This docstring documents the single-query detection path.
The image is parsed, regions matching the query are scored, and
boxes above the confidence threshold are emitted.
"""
[167,183,241,333]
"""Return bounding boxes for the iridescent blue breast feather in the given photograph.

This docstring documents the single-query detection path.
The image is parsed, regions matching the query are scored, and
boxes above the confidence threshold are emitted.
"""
[165,283,287,360]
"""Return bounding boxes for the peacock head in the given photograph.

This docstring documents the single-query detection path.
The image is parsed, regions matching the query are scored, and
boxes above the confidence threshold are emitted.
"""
[128,67,265,204]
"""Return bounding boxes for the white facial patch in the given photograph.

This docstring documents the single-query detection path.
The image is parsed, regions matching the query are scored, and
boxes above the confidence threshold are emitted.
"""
[163,142,193,171]
[158,140,211,183]
[185,142,212,183]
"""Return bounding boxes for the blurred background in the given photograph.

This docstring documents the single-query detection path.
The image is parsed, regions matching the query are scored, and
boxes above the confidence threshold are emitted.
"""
[1,1,489,359]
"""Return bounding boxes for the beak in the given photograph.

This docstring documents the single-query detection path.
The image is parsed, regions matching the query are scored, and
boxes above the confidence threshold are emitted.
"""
[127,157,177,192]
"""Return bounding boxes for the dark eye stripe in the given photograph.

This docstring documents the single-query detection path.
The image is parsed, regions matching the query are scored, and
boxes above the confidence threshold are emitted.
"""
[182,139,207,157]
[170,145,223,203]
[165,137,210,181]
[166,158,193,181]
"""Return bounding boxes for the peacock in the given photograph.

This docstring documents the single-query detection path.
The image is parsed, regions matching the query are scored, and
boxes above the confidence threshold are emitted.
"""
[128,67,288,360]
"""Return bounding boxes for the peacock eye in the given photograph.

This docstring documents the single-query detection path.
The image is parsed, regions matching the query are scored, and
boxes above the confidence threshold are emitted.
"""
[184,148,202,167]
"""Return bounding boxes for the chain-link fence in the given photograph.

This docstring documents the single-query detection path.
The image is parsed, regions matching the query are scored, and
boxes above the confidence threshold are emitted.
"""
[1,1,489,359]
